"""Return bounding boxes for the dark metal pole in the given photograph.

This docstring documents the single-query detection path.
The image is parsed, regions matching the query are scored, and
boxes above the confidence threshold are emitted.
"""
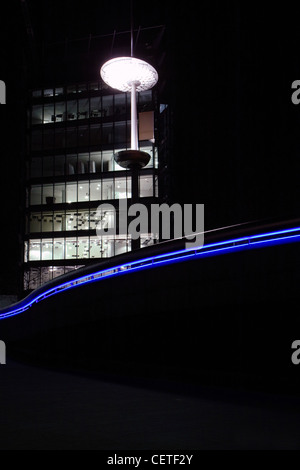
[131,165,140,251]
[130,0,134,57]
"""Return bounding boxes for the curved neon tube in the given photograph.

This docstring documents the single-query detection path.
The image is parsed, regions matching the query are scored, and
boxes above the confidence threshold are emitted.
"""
[1,226,300,320]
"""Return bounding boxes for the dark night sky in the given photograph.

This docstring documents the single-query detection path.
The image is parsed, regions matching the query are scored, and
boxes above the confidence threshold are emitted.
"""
[1,1,300,292]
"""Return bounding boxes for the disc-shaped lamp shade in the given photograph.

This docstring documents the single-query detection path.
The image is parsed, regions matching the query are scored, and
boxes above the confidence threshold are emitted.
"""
[100,57,158,92]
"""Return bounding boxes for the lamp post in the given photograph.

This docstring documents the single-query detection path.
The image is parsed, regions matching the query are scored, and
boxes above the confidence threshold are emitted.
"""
[100,56,158,249]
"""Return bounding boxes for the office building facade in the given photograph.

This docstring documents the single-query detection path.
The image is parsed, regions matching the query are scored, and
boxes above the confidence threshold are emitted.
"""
[23,78,168,290]
[21,26,170,291]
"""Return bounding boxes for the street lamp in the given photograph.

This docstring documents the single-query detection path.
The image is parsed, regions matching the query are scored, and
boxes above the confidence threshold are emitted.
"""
[100,56,158,168]
[100,50,158,250]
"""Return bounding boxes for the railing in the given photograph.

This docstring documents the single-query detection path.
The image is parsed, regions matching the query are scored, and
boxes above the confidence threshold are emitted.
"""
[2,218,300,320]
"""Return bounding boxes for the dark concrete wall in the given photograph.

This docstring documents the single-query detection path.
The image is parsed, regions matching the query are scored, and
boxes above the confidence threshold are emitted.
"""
[2,242,300,394]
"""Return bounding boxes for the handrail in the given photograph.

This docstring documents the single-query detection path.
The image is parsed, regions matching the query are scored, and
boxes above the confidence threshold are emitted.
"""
[2,218,300,320]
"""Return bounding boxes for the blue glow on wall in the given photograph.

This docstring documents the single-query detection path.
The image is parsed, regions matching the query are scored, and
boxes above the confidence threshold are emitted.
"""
[1,226,300,320]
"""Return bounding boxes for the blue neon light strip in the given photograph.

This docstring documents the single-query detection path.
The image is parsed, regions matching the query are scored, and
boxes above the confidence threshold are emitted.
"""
[1,226,300,320]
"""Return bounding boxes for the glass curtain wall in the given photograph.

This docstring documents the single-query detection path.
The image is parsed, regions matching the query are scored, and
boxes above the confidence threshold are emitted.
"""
[25,83,159,290]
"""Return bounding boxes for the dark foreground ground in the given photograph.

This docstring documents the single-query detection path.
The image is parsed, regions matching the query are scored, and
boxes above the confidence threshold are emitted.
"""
[1,358,300,450]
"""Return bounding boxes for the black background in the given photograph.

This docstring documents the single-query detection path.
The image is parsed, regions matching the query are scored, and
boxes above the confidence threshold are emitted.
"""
[0,1,300,292]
